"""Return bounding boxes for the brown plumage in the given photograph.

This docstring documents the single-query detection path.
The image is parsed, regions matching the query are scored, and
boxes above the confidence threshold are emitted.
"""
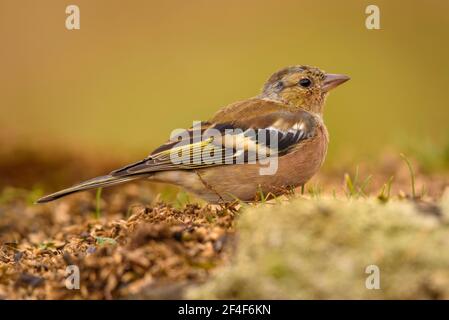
[37,65,349,204]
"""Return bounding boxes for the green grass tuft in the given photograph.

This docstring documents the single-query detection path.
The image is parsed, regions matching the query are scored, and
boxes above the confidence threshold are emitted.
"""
[344,166,372,199]
[377,176,394,203]
[175,191,190,209]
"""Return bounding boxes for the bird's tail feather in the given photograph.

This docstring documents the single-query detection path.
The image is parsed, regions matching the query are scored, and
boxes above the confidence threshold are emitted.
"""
[36,174,148,204]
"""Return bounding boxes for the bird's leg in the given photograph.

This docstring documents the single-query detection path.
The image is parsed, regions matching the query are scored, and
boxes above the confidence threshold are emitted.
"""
[194,170,226,204]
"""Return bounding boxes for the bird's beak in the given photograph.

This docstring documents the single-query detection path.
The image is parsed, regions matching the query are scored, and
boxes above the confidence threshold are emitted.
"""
[322,73,350,92]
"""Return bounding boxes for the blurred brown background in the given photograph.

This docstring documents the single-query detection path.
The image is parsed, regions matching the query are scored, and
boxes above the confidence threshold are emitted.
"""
[0,0,448,174]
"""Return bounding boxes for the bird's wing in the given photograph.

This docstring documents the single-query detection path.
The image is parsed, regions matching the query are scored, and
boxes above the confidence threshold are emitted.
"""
[110,99,317,177]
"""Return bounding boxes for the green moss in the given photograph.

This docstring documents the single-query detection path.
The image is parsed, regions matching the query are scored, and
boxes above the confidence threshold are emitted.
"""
[188,191,449,299]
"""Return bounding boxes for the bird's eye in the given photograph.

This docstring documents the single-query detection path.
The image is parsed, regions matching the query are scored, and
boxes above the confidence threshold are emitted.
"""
[275,81,284,90]
[299,78,312,88]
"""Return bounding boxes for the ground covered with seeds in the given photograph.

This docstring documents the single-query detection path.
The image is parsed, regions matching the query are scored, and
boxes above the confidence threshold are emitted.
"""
[0,185,237,299]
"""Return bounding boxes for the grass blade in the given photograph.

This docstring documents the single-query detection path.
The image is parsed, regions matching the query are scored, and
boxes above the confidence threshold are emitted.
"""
[400,153,416,198]
[95,187,103,219]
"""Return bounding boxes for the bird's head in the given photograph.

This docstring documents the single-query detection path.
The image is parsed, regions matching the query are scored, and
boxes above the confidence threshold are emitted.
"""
[260,65,350,114]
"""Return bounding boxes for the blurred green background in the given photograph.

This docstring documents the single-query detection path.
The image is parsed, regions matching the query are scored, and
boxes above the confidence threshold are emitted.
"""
[1,0,448,165]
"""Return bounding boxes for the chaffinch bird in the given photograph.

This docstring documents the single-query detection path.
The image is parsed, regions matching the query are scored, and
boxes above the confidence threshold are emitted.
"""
[37,65,349,204]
